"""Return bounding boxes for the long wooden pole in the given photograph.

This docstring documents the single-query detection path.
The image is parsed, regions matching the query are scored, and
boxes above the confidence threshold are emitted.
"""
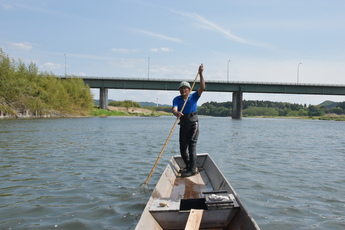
[143,71,200,185]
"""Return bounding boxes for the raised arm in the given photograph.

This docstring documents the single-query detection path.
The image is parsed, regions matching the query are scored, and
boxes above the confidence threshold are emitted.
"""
[198,64,205,96]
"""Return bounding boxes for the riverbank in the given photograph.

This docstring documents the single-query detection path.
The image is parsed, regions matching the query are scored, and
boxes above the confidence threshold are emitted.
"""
[0,109,91,119]
[319,113,345,121]
[0,105,169,119]
[2,106,344,121]
[91,106,170,117]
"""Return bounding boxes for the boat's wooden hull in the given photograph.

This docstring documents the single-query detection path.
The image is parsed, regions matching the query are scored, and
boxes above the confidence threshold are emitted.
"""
[136,153,260,230]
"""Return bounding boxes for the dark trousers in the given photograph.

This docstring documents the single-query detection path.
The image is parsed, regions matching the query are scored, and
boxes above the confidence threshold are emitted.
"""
[179,121,199,171]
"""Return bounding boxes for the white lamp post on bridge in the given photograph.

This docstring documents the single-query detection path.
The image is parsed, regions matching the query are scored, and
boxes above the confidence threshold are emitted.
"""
[227,59,231,82]
[148,57,150,80]
[297,62,302,83]
[64,54,67,77]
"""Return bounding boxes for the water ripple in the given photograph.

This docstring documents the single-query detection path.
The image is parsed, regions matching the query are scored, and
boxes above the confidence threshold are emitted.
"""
[0,117,344,229]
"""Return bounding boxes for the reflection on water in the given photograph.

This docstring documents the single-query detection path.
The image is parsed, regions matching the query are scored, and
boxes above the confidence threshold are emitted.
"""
[0,117,344,230]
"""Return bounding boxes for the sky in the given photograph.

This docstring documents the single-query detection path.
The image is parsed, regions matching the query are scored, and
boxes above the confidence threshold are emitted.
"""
[1,0,345,106]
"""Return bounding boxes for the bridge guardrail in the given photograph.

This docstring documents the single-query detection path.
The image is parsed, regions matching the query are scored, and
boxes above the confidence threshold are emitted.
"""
[56,75,345,87]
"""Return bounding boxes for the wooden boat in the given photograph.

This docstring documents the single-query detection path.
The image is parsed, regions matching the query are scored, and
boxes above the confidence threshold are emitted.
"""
[136,153,260,230]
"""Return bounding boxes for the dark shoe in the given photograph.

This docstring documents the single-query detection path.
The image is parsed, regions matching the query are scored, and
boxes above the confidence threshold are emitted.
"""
[181,169,197,177]
[179,167,189,173]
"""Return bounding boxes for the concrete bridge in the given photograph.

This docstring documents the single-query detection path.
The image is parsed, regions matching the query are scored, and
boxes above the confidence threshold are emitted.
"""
[81,76,345,119]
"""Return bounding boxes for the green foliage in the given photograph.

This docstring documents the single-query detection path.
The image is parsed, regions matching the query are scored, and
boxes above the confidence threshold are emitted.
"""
[320,114,345,121]
[139,101,170,107]
[198,101,231,117]
[157,106,172,113]
[142,106,156,112]
[0,49,94,117]
[307,105,325,116]
[319,100,339,108]
[329,107,343,115]
[337,102,345,110]
[243,107,279,117]
[198,100,345,117]
[108,100,141,108]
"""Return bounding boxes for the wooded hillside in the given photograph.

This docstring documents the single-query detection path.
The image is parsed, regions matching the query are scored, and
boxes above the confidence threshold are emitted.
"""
[0,49,94,118]
[198,100,345,117]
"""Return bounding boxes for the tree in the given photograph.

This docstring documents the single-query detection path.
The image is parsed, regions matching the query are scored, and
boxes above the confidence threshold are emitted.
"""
[243,107,279,116]
[0,49,94,117]
[330,107,344,115]
[109,100,141,108]
[307,105,325,116]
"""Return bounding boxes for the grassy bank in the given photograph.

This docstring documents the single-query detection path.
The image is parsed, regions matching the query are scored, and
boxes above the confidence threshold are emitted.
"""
[320,114,345,121]
[91,106,170,117]
[90,109,129,117]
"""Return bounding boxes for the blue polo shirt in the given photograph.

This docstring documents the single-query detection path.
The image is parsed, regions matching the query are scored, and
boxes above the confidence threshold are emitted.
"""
[172,91,200,114]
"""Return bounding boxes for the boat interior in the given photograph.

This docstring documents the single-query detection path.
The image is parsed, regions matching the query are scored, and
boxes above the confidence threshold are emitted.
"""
[148,154,240,230]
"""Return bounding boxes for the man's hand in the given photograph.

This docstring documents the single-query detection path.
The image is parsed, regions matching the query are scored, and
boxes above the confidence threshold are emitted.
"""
[199,64,204,75]
[173,109,183,118]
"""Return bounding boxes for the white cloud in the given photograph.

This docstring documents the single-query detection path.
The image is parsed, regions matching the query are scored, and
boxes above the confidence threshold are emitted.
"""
[132,28,183,43]
[160,47,172,52]
[172,10,261,46]
[2,4,13,10]
[39,62,61,70]
[111,48,139,54]
[10,42,33,51]
[150,47,173,52]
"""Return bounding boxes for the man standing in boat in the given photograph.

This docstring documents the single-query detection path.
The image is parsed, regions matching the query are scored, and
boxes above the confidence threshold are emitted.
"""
[172,64,205,177]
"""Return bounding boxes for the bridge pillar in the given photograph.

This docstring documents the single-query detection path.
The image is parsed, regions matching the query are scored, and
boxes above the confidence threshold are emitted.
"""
[232,91,243,119]
[100,87,108,110]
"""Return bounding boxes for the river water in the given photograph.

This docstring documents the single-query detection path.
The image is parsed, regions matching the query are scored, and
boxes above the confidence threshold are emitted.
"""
[0,117,344,230]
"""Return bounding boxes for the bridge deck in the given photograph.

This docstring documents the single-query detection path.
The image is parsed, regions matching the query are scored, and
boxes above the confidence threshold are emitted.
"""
[77,77,345,96]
